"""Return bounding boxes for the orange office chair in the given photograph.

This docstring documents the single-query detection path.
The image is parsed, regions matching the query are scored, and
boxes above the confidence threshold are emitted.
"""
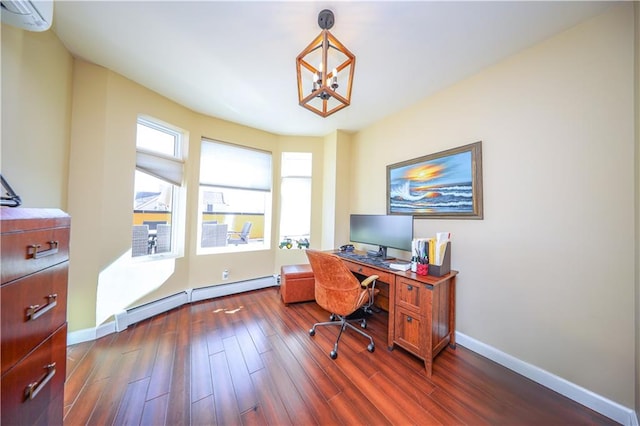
[306,250,379,359]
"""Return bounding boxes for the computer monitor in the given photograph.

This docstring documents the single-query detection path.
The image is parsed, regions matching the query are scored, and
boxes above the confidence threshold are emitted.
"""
[349,214,413,259]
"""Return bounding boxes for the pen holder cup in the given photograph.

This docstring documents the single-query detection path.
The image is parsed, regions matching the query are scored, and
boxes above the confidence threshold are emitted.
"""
[428,242,451,277]
[416,263,428,276]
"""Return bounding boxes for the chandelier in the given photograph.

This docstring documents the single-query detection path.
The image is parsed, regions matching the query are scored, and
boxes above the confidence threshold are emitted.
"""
[296,9,356,117]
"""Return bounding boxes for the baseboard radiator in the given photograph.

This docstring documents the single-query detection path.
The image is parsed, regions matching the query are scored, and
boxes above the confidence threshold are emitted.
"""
[114,276,276,332]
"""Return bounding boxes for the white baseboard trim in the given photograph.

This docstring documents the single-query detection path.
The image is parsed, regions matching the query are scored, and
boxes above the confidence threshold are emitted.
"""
[67,320,116,346]
[115,291,190,332]
[456,332,638,426]
[67,327,98,346]
[191,276,275,302]
[67,277,277,345]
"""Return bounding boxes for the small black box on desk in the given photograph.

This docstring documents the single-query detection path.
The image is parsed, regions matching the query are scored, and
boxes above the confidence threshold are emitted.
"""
[428,242,451,277]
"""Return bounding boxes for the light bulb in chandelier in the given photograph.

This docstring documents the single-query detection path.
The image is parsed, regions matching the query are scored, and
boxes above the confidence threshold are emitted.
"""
[331,68,338,90]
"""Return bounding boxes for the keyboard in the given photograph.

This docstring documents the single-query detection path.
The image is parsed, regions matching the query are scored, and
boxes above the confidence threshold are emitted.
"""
[336,251,391,269]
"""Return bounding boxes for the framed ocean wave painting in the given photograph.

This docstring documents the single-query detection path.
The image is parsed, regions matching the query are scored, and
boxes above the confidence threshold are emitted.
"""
[387,141,483,219]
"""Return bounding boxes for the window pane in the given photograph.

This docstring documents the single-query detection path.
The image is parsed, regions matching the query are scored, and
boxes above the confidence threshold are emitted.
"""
[282,152,312,177]
[133,170,173,257]
[132,117,183,259]
[198,186,267,250]
[280,177,311,237]
[198,139,272,253]
[136,122,177,156]
[279,152,312,248]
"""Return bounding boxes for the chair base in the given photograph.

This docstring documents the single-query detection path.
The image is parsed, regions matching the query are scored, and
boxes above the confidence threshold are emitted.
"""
[309,312,375,359]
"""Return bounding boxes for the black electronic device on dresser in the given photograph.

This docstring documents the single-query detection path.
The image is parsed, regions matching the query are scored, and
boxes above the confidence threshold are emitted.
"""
[1,208,70,425]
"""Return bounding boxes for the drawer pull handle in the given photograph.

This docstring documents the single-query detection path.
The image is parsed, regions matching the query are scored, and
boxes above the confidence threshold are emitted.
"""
[407,316,413,322]
[27,294,58,321]
[407,285,413,291]
[25,363,56,400]
[358,267,363,273]
[29,241,59,259]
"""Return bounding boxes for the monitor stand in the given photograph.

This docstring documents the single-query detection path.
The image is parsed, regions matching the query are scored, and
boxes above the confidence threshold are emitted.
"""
[367,246,394,260]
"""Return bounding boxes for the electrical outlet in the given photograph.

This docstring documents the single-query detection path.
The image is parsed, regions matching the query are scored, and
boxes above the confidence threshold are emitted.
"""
[222,269,229,280]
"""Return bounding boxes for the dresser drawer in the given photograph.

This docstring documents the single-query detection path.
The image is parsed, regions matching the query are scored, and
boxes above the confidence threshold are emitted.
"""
[1,323,66,426]
[1,226,70,285]
[1,263,68,375]
[342,260,393,284]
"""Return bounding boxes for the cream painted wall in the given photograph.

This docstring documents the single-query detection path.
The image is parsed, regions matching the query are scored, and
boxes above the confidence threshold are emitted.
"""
[1,24,72,208]
[334,131,354,248]
[319,130,353,250]
[351,4,636,408]
[67,61,198,329]
[321,131,338,249]
[66,60,333,326]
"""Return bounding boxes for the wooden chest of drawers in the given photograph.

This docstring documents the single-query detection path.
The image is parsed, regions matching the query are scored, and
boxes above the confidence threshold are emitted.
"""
[1,208,70,425]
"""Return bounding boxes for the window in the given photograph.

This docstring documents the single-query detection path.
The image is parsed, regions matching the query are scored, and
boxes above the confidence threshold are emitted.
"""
[198,139,272,253]
[132,117,185,258]
[279,152,312,249]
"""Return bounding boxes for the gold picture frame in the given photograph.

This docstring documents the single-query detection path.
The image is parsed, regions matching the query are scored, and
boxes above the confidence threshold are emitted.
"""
[387,141,483,219]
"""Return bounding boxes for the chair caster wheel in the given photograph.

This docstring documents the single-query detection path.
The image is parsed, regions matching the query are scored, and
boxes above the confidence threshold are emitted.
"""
[330,350,338,359]
[309,329,315,336]
[367,343,375,353]
[360,320,367,329]
[329,314,336,321]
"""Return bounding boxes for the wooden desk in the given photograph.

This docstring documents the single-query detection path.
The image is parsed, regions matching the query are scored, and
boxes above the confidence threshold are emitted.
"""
[334,251,458,377]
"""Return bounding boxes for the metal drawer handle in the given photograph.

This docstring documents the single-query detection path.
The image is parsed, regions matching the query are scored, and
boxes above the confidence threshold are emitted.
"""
[29,241,59,259]
[407,316,413,322]
[27,294,58,321]
[358,267,363,273]
[407,285,413,291]
[25,363,56,400]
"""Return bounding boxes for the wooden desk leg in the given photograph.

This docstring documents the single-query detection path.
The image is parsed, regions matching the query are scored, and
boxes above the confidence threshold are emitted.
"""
[448,275,457,349]
[387,276,396,350]
[424,358,433,377]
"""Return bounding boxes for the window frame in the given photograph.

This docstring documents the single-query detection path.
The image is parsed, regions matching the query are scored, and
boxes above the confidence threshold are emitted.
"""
[279,152,312,248]
[132,116,187,260]
[197,138,273,255]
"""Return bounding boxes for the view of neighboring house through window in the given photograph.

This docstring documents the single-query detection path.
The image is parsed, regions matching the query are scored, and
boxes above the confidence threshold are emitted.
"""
[132,117,185,257]
[198,139,272,253]
[279,152,312,249]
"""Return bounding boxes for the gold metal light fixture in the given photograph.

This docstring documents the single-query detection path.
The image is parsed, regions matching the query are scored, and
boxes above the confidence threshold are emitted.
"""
[296,9,355,117]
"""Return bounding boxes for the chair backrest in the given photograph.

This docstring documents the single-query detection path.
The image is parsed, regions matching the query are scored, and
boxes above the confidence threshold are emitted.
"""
[155,224,171,253]
[239,222,252,238]
[305,249,365,316]
[202,223,228,247]
[228,222,252,244]
[132,225,149,256]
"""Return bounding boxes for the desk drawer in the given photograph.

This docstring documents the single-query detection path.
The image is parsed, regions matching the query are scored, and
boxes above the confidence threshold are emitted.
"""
[394,308,424,357]
[1,227,70,285]
[1,263,68,375]
[396,277,424,312]
[1,323,66,426]
[343,261,393,284]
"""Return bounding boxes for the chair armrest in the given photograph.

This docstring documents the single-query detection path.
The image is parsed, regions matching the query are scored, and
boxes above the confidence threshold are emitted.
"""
[360,275,379,288]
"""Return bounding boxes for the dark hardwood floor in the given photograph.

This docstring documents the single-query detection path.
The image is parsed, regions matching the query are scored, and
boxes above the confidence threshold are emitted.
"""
[64,286,617,425]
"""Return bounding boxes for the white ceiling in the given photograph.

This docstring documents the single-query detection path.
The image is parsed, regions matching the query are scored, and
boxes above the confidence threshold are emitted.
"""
[52,1,614,137]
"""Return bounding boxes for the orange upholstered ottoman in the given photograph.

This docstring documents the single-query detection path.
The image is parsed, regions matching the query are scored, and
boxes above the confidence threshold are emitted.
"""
[280,264,315,305]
